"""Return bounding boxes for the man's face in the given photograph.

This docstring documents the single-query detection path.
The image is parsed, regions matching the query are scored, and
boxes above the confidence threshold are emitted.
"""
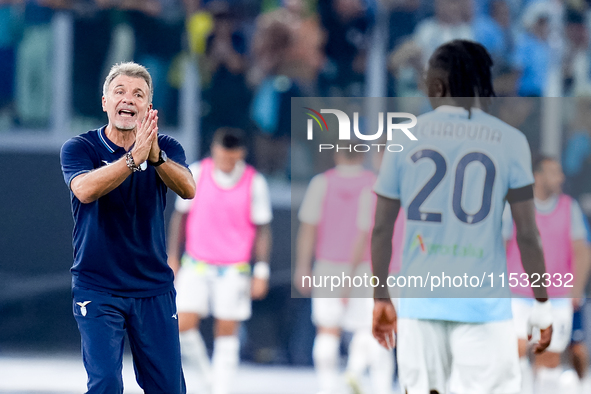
[102,75,151,132]
[211,144,245,173]
[536,160,565,196]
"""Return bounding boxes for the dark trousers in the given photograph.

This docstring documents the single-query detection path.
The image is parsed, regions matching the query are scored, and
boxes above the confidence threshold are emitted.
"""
[73,286,186,394]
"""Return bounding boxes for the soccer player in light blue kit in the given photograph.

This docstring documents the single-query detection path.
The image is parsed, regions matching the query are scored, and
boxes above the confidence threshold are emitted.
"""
[370,40,553,394]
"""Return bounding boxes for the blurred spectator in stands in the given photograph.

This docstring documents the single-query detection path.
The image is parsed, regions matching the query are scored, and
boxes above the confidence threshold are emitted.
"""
[282,0,325,95]
[249,9,300,177]
[385,0,420,50]
[563,96,591,217]
[183,0,214,60]
[200,1,253,158]
[512,1,552,96]
[0,0,23,130]
[388,38,423,98]
[387,0,474,98]
[472,0,492,18]
[317,0,373,97]
[88,0,183,127]
[473,0,518,95]
[413,0,474,65]
[497,96,542,152]
[126,0,184,126]
[16,0,72,128]
[383,0,421,98]
[71,0,112,124]
[562,7,591,97]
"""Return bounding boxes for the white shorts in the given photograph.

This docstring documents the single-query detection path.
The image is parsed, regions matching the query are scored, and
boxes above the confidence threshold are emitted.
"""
[312,297,374,331]
[312,261,370,331]
[175,256,252,321]
[511,298,573,353]
[397,318,520,394]
[311,261,398,331]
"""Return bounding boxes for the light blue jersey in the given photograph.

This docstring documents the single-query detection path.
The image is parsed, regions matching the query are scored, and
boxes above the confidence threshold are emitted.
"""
[374,105,534,323]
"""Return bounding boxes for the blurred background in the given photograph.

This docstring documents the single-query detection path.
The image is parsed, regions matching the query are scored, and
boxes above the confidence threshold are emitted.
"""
[2,0,591,392]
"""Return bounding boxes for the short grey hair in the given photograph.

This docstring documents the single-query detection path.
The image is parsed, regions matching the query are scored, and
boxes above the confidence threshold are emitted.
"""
[102,62,153,102]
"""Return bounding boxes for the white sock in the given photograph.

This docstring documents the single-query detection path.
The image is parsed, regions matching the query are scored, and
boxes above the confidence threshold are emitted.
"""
[557,369,582,394]
[212,335,240,394]
[368,335,394,394]
[180,329,211,390]
[581,373,591,393]
[313,333,341,393]
[519,358,534,394]
[346,331,371,382]
[535,366,563,394]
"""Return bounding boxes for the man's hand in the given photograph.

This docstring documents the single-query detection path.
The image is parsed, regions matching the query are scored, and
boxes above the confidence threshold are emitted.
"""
[251,277,269,300]
[527,300,553,354]
[373,298,397,350]
[147,109,162,163]
[532,326,553,354]
[132,109,157,165]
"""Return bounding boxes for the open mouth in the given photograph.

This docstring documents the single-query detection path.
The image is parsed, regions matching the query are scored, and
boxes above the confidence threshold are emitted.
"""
[118,109,136,118]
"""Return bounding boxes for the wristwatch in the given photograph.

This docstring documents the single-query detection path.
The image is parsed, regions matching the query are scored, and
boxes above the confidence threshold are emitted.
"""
[149,150,168,167]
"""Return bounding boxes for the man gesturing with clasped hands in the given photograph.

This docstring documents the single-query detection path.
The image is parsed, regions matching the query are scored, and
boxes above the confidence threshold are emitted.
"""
[61,62,195,394]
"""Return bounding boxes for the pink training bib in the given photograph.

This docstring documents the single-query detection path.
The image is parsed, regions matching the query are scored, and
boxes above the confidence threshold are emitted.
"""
[506,194,573,297]
[185,158,256,265]
[315,168,376,264]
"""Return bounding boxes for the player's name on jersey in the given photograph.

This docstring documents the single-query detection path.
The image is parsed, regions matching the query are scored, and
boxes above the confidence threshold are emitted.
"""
[416,120,502,143]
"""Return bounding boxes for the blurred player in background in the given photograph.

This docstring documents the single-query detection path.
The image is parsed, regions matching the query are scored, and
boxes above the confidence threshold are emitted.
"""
[60,62,195,393]
[168,127,273,394]
[504,155,591,394]
[569,214,591,390]
[294,148,383,394]
[343,146,406,394]
[371,40,552,394]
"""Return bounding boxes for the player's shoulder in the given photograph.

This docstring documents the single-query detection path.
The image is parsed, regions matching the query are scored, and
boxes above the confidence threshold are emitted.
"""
[61,129,100,154]
[561,193,579,206]
[310,171,328,183]
[304,172,328,194]
[475,110,528,142]
[157,133,182,149]
[419,107,526,137]
[248,164,268,182]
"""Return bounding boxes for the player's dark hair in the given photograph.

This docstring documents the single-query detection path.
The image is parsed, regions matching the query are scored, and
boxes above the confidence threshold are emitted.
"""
[428,40,496,116]
[212,127,246,149]
[532,154,556,174]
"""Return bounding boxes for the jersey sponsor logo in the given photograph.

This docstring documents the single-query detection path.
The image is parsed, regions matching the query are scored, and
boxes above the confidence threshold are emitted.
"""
[76,301,92,316]
[410,233,484,259]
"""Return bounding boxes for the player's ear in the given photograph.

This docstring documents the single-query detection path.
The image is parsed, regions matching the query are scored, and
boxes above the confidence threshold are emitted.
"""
[101,96,107,112]
[429,77,446,98]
